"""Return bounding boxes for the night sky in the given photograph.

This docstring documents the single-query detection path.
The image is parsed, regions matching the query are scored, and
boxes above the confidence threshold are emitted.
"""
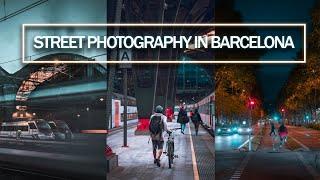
[234,0,315,112]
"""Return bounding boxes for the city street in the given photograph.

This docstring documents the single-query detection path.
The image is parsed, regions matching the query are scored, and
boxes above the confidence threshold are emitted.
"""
[0,134,105,180]
[215,135,249,151]
[107,121,214,180]
[216,124,320,180]
[287,125,320,151]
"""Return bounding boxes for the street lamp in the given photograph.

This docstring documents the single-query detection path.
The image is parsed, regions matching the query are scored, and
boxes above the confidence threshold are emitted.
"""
[248,99,255,151]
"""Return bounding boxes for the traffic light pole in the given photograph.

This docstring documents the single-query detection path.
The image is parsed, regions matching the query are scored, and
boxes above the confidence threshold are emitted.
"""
[249,106,252,151]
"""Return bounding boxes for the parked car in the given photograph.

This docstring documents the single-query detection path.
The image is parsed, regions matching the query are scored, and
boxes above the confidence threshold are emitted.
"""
[48,120,73,141]
[0,119,55,140]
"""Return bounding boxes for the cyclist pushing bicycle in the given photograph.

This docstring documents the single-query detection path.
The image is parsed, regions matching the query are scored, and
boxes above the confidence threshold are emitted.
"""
[149,105,171,167]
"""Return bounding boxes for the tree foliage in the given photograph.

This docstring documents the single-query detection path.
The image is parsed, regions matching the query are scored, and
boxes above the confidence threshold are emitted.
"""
[279,2,320,122]
[215,65,264,124]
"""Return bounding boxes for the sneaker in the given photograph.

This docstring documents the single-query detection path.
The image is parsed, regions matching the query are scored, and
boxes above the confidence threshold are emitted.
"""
[156,159,160,167]
[154,159,157,164]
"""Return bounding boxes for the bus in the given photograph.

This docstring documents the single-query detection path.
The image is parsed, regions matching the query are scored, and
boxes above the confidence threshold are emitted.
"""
[0,119,55,140]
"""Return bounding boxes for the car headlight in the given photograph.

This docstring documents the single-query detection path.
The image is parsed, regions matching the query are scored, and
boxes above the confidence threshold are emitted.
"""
[238,128,243,132]
[217,128,221,132]
[227,129,231,132]
[247,128,252,132]
[233,127,238,131]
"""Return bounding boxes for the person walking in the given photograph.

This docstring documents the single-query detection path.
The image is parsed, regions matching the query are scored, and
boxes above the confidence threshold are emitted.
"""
[177,106,189,134]
[149,105,170,167]
[191,108,202,136]
[278,122,288,147]
[269,121,276,136]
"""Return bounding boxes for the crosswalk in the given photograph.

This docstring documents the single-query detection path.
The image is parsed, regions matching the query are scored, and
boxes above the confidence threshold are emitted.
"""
[229,153,251,180]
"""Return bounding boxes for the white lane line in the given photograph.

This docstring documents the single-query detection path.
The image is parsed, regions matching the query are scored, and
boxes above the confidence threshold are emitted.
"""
[229,153,251,180]
[289,136,310,151]
[188,123,200,180]
[237,136,255,150]
[295,152,320,179]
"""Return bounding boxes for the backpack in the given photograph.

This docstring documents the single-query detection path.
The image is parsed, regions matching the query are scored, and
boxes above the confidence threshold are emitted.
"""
[149,115,163,135]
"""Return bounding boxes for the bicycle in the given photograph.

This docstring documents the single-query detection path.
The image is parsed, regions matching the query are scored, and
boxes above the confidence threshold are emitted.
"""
[164,128,180,168]
[279,131,288,148]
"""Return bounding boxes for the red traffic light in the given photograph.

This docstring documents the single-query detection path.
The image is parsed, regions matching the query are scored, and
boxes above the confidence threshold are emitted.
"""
[281,108,285,112]
[250,101,255,105]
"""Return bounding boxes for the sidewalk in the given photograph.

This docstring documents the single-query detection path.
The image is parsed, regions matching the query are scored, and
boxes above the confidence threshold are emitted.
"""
[107,122,194,180]
[190,123,215,179]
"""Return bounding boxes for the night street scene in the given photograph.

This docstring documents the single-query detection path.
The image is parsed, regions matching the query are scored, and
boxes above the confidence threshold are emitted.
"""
[215,0,320,180]
[106,0,215,180]
[0,1,107,180]
[1,0,320,180]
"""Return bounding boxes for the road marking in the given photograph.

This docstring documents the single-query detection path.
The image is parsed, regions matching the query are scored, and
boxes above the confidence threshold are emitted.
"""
[237,136,255,150]
[295,152,320,179]
[289,136,310,151]
[230,153,251,180]
[188,123,200,180]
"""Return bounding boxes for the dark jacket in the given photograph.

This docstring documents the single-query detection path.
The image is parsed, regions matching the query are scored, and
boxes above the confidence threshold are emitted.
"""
[279,125,288,133]
[177,108,189,124]
[192,111,202,125]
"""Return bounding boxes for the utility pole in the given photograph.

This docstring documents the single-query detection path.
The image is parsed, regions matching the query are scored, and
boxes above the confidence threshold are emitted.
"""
[122,0,133,147]
[249,107,252,151]
[106,0,123,132]
[248,100,255,151]
[313,69,317,122]
[123,68,128,147]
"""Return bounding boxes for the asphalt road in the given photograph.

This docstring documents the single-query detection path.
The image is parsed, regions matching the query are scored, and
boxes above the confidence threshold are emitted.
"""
[287,125,320,150]
[0,134,105,180]
[216,124,320,180]
[215,134,249,151]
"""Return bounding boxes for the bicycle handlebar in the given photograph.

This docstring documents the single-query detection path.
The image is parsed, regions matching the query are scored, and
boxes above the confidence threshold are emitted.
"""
[170,128,181,131]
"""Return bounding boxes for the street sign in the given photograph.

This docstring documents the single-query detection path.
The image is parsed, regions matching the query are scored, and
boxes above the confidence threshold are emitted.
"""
[119,49,132,69]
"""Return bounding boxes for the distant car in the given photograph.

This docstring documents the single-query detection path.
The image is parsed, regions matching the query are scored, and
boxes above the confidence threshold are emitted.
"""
[216,125,234,135]
[48,120,73,141]
[237,125,253,135]
[230,124,239,134]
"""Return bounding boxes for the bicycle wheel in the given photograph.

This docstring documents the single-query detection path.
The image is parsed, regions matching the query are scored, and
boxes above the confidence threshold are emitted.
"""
[167,142,174,168]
